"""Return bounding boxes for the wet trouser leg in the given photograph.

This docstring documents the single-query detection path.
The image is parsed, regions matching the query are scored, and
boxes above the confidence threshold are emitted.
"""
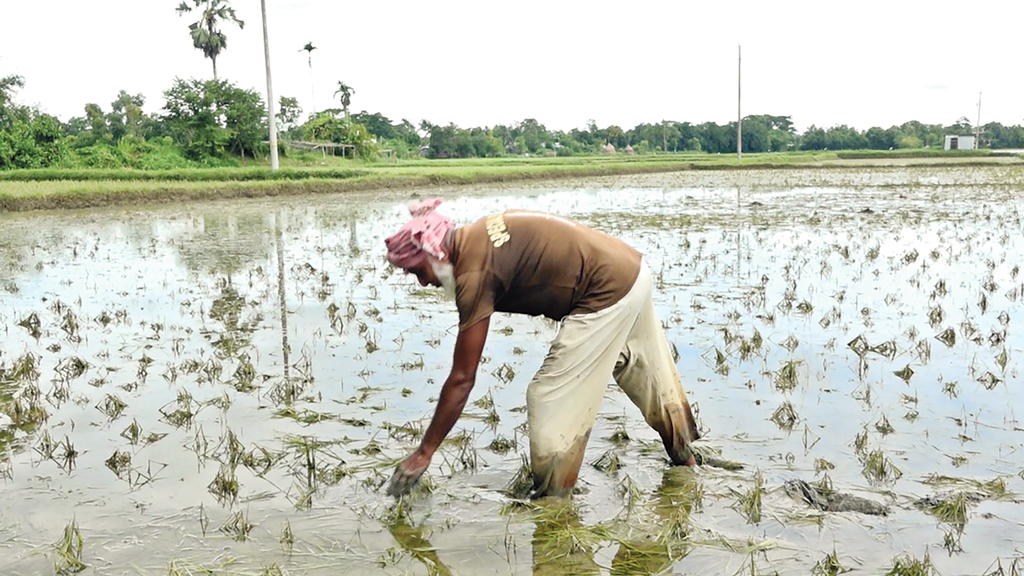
[613,277,701,465]
[526,264,650,498]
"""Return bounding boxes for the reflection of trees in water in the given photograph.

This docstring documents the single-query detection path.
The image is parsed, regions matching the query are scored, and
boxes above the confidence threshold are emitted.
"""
[173,211,273,281]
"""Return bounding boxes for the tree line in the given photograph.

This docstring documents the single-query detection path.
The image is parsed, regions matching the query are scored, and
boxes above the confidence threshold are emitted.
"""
[3,0,1023,169]
[5,72,1024,171]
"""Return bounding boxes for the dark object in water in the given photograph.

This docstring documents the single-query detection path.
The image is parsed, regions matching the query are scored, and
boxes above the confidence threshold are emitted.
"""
[784,479,888,515]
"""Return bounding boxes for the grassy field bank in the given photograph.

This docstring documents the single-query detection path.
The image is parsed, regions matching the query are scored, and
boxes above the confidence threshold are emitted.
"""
[0,149,1021,212]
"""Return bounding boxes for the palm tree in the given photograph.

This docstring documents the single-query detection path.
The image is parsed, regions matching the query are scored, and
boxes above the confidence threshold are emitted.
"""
[299,42,317,115]
[334,81,354,119]
[176,0,245,80]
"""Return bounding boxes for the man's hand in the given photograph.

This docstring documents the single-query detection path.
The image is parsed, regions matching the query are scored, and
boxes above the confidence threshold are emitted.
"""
[387,450,432,497]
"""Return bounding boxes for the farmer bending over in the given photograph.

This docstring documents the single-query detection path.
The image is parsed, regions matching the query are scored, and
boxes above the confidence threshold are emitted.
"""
[385,199,700,498]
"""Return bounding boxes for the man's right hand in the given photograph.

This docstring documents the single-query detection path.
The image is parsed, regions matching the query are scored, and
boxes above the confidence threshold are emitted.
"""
[386,450,432,497]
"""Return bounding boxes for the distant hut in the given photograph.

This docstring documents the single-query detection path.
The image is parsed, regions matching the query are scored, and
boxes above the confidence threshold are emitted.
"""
[601,143,616,155]
[943,135,975,151]
[624,144,636,155]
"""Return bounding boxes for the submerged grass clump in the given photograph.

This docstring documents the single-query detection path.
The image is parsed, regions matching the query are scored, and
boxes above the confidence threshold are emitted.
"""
[885,551,936,576]
[862,449,903,484]
[53,518,86,575]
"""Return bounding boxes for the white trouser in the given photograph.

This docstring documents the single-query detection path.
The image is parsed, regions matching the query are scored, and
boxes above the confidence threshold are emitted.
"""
[527,260,700,497]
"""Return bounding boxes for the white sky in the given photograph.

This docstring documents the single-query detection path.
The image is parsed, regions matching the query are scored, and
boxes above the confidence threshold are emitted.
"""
[1,0,1021,134]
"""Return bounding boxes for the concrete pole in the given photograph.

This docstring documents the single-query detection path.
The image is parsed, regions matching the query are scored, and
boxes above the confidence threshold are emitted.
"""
[737,44,742,161]
[261,0,279,170]
[975,92,982,149]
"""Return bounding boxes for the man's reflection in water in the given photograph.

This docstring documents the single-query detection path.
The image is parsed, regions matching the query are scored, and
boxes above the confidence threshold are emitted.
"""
[387,511,454,576]
[610,467,699,575]
[385,467,700,576]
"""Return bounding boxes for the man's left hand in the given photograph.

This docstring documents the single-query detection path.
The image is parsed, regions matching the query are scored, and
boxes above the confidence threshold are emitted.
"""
[386,450,431,497]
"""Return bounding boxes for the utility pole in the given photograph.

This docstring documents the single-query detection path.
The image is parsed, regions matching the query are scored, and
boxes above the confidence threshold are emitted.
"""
[975,91,982,149]
[261,0,279,170]
[737,44,742,161]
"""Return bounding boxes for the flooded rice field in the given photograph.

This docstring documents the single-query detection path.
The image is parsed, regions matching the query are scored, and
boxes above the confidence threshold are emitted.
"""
[1,165,1023,575]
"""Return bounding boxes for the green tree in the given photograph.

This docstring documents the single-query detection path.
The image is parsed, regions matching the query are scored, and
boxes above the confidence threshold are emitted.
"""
[0,74,24,111]
[276,96,301,136]
[107,90,146,142]
[162,77,266,160]
[333,81,354,119]
[176,0,245,80]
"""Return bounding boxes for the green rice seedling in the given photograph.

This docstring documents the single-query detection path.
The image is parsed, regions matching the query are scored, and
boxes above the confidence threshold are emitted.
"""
[893,365,915,383]
[978,371,1002,390]
[861,449,902,485]
[926,491,971,527]
[279,519,294,552]
[591,449,621,473]
[942,527,963,555]
[206,392,231,411]
[473,390,495,410]
[16,311,42,340]
[35,429,58,459]
[160,390,198,429]
[104,449,132,478]
[258,563,284,576]
[53,518,86,575]
[492,363,516,384]
[914,339,931,363]
[734,469,765,524]
[942,378,959,398]
[935,327,956,347]
[996,348,1009,372]
[802,424,820,453]
[230,354,258,392]
[383,420,424,442]
[241,444,280,477]
[774,360,801,392]
[982,556,1024,576]
[847,334,869,357]
[5,395,48,427]
[96,393,127,420]
[814,458,835,474]
[875,414,895,435]
[487,435,516,454]
[208,465,239,503]
[615,474,644,512]
[503,454,534,499]
[219,510,254,542]
[853,429,869,456]
[869,340,897,361]
[7,352,40,383]
[922,474,1008,498]
[55,435,78,471]
[927,305,945,328]
[811,548,849,576]
[885,551,935,576]
[364,329,380,354]
[770,401,799,431]
[54,356,89,382]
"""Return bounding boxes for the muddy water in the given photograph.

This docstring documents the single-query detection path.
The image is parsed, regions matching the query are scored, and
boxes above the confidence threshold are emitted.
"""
[1,166,1022,575]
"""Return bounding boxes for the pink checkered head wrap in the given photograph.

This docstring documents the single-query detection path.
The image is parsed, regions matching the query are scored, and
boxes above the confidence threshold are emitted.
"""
[385,198,456,270]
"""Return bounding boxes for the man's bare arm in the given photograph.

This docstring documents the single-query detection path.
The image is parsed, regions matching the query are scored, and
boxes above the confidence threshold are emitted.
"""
[387,317,490,496]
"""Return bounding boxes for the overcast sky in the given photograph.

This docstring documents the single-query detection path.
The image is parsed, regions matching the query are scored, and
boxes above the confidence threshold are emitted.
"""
[2,0,1021,134]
